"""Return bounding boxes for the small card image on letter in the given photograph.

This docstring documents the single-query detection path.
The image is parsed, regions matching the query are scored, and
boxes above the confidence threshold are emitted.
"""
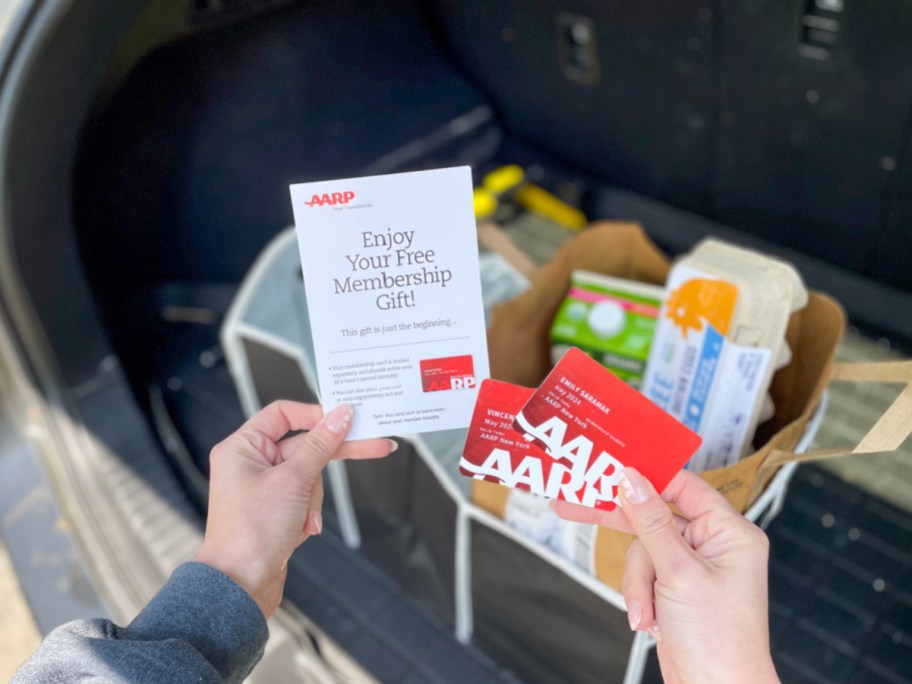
[420,355,476,392]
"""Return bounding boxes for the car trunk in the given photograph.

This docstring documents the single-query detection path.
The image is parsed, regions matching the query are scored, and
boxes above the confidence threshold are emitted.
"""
[3,1,912,682]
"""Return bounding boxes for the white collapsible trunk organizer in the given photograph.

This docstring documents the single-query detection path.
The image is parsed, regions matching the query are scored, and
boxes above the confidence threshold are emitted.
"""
[221,228,827,684]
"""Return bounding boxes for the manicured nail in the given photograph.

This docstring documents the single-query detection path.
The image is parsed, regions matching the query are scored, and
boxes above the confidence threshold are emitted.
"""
[627,600,642,631]
[308,510,323,535]
[325,404,353,434]
[646,623,661,642]
[619,468,649,505]
[386,439,399,453]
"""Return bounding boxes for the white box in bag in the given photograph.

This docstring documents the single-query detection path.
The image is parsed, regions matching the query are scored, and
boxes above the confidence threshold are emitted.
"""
[641,239,807,471]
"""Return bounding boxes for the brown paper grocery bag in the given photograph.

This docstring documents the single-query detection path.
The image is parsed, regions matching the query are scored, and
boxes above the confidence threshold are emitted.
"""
[590,359,912,591]
[482,221,845,507]
[474,221,872,590]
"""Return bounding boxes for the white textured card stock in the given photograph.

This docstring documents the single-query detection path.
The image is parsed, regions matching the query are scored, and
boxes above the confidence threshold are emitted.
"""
[290,167,490,439]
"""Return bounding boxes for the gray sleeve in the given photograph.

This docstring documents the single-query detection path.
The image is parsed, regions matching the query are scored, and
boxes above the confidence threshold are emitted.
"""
[12,561,269,683]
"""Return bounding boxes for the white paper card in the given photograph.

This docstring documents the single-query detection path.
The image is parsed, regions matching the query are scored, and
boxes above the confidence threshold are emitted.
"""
[290,167,490,440]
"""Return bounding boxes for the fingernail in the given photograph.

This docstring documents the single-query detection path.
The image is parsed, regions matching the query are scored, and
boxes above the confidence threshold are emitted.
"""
[386,439,399,453]
[627,600,642,631]
[646,623,661,642]
[308,510,323,535]
[325,404,353,434]
[619,468,649,505]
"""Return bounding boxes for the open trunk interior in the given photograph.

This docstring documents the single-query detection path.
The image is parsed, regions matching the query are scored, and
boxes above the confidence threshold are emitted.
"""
[3,1,912,682]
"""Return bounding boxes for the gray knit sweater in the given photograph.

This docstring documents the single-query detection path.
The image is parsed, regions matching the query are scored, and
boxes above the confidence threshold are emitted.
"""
[12,562,268,683]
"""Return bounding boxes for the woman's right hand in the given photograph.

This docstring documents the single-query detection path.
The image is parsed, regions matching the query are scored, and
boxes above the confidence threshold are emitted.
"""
[552,468,781,684]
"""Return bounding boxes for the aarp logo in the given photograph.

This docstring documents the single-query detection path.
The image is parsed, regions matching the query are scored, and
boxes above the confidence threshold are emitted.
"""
[304,191,355,207]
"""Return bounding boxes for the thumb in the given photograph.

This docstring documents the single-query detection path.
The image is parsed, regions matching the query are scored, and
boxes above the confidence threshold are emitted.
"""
[619,467,696,579]
[280,404,353,482]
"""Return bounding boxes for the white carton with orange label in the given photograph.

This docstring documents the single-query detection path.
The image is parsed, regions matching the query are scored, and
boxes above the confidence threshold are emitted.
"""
[641,239,808,471]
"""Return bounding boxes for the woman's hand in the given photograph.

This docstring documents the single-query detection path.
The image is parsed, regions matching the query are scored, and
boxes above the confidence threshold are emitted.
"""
[195,402,396,618]
[552,468,780,684]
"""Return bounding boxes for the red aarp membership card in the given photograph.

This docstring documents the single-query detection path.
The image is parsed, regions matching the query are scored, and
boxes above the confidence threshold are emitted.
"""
[511,347,702,509]
[458,378,616,510]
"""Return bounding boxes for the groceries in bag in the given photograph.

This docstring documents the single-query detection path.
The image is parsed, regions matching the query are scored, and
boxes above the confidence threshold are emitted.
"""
[641,239,808,471]
[549,270,664,388]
